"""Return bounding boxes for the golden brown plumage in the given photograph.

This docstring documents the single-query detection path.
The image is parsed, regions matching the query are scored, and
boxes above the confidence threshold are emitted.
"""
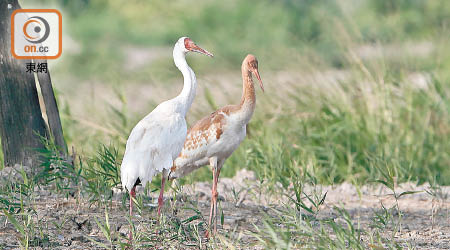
[169,54,264,235]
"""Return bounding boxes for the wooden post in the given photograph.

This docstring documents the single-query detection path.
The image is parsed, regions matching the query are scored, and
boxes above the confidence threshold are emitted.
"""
[36,59,67,153]
[0,0,66,168]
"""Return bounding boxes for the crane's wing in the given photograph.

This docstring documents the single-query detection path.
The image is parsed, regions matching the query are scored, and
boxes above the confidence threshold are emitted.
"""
[173,106,235,174]
[121,112,187,191]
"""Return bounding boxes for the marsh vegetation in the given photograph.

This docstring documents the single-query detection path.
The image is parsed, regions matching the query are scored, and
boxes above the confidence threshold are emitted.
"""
[1,0,449,249]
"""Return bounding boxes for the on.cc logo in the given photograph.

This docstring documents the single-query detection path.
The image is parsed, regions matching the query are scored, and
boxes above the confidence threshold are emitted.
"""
[23,16,50,44]
[11,9,62,59]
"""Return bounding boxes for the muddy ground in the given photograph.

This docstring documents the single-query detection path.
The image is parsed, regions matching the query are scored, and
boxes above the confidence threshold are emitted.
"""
[0,169,449,249]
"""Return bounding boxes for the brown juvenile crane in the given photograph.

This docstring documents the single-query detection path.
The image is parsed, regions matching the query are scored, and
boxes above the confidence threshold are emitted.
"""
[168,54,263,235]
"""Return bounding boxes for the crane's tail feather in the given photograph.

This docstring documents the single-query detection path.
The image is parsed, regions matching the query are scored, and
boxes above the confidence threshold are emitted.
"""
[121,151,174,192]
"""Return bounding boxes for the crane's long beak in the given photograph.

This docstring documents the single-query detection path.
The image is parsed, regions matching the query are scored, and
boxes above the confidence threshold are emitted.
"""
[253,68,264,92]
[191,44,214,57]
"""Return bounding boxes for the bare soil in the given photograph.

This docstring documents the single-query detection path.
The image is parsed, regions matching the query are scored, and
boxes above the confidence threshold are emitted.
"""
[0,169,449,249]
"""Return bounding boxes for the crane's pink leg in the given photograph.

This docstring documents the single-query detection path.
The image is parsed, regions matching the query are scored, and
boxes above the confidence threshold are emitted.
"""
[206,158,218,238]
[129,186,136,243]
[130,186,136,217]
[207,162,221,237]
[157,176,166,218]
[212,168,221,233]
[208,167,217,228]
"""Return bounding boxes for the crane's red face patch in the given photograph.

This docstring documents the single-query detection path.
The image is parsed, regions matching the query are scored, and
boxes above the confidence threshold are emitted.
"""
[183,37,213,57]
[184,37,195,50]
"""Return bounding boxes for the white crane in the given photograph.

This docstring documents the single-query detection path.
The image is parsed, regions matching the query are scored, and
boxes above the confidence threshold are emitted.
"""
[120,37,213,226]
[169,54,263,235]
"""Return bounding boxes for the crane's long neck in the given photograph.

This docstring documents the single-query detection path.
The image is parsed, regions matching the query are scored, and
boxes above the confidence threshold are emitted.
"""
[173,48,197,116]
[238,65,256,124]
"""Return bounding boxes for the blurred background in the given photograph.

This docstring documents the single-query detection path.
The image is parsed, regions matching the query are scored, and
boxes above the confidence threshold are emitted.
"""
[16,0,450,185]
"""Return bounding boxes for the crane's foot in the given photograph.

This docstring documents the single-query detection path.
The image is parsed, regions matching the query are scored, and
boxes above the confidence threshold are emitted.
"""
[205,228,218,239]
[127,232,133,250]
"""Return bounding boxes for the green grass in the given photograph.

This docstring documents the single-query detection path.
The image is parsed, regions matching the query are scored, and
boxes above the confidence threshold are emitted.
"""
[248,74,449,185]
[11,0,449,188]
[0,0,449,248]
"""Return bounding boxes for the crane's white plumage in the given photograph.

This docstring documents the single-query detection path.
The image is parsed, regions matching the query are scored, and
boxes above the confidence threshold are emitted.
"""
[121,105,187,191]
[120,37,211,192]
